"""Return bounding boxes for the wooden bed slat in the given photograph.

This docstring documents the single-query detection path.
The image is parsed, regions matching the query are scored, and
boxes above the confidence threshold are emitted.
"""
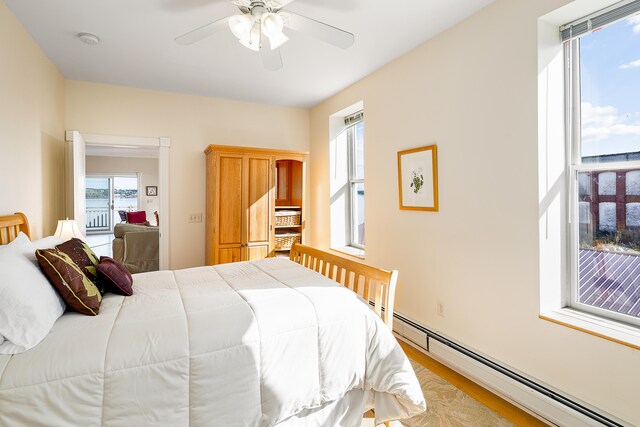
[363,277,371,300]
[289,243,398,330]
[353,274,361,294]
[0,212,31,244]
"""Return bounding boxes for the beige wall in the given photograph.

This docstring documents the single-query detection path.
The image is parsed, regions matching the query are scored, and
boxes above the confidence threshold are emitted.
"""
[309,0,639,424]
[4,0,638,421]
[0,1,65,238]
[66,80,310,269]
[86,156,159,223]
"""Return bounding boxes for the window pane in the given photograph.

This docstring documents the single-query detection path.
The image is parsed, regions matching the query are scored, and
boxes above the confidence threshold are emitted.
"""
[577,170,640,319]
[352,182,365,246]
[86,177,110,230]
[579,17,640,163]
[354,122,364,180]
[113,177,138,211]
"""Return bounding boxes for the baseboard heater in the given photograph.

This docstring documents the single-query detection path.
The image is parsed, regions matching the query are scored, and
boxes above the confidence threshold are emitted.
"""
[392,312,623,427]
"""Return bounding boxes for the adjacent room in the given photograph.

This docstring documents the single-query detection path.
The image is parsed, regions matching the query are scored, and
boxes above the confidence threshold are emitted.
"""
[84,145,161,272]
[1,0,639,426]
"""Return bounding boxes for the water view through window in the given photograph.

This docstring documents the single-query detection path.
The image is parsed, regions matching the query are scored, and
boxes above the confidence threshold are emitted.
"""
[86,176,139,231]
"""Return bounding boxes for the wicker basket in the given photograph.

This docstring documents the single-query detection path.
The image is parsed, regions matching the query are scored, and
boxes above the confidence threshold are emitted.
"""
[275,210,301,227]
[275,232,301,250]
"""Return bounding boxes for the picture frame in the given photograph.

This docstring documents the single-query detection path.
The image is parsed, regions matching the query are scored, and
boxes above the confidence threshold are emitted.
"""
[146,186,158,196]
[397,144,438,211]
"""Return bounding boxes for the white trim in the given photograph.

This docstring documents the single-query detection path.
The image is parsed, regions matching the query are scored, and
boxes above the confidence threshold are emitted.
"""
[80,133,161,147]
[398,336,612,427]
[573,160,640,171]
[159,137,170,270]
[392,314,631,427]
[67,131,171,270]
[542,308,640,348]
[564,31,640,329]
[330,245,365,258]
[137,172,142,216]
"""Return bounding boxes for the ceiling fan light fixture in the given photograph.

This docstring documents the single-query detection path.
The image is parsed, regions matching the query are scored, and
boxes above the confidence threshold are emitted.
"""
[267,31,288,50]
[229,14,254,40]
[261,13,288,49]
[238,22,261,51]
[261,13,284,37]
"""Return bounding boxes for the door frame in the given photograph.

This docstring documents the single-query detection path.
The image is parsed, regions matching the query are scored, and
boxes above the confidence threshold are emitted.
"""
[66,131,171,270]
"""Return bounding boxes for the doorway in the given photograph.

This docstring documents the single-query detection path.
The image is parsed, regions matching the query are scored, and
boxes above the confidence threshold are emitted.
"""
[66,131,171,269]
[85,175,140,234]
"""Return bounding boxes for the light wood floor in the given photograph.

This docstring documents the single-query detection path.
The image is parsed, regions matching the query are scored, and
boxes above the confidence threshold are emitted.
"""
[398,340,549,427]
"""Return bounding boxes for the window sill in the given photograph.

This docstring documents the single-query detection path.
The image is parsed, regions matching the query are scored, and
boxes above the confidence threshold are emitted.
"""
[540,308,640,350]
[330,246,365,260]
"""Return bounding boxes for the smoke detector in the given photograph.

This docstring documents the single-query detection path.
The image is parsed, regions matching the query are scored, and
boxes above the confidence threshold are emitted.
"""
[78,33,100,46]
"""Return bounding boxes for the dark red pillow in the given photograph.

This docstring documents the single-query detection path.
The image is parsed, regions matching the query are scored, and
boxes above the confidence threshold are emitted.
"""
[97,256,133,296]
[126,211,147,224]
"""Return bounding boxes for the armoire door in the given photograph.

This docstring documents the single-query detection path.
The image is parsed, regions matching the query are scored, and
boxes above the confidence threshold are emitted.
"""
[216,154,243,264]
[244,155,274,260]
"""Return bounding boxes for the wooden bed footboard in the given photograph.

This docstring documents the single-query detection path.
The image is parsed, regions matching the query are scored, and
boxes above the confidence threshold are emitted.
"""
[290,243,398,330]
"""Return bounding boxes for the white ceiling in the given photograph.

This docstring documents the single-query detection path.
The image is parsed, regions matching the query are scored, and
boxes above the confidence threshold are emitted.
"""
[5,0,494,108]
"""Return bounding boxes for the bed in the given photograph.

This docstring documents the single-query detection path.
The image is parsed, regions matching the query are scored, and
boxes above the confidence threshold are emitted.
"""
[0,213,425,426]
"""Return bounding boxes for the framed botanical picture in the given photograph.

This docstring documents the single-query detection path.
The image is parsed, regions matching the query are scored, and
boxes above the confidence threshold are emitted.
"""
[397,144,438,211]
[146,186,158,196]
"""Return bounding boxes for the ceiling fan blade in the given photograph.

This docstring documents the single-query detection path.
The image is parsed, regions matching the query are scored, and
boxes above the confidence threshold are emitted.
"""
[271,0,296,10]
[280,11,354,49]
[175,16,231,45]
[260,37,284,71]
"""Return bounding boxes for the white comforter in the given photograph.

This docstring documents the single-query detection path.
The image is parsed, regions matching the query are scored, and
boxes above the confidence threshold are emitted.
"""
[0,259,425,426]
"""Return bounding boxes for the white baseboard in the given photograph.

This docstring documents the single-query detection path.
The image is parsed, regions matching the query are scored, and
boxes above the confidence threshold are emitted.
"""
[393,316,627,427]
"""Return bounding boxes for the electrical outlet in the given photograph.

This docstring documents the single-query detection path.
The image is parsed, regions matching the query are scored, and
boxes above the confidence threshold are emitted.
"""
[189,213,202,223]
[437,301,445,317]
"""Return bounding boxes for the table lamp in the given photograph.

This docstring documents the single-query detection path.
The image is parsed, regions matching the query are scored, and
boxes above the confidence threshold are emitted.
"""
[54,219,85,241]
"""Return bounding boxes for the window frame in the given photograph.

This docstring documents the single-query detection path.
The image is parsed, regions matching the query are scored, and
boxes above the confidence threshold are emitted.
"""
[347,121,364,250]
[565,36,640,328]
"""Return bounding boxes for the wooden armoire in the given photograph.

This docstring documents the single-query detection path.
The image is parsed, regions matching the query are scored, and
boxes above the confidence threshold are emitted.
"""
[204,145,308,265]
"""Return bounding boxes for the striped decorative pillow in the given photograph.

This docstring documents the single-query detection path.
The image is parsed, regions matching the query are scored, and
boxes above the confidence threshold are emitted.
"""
[55,238,102,293]
[35,249,102,316]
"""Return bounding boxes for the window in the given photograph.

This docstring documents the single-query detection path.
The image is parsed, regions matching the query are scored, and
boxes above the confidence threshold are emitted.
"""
[564,2,640,326]
[349,120,365,248]
[330,110,364,254]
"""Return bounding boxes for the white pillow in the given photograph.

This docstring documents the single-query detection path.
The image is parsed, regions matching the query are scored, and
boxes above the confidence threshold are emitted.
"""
[24,235,66,264]
[0,232,31,252]
[32,235,65,249]
[0,233,66,354]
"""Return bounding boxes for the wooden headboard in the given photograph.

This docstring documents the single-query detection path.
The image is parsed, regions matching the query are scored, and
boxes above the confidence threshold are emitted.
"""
[290,243,398,330]
[0,212,31,244]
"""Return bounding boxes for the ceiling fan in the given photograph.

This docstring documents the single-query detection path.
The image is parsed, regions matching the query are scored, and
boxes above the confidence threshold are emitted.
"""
[175,0,355,71]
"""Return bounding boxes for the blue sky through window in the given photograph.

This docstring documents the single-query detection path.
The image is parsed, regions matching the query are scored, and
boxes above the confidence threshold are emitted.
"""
[580,14,640,157]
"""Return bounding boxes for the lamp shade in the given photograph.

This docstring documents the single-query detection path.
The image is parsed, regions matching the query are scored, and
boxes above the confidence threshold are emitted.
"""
[266,31,288,50]
[261,13,284,37]
[54,219,85,241]
[229,14,254,40]
[262,13,288,49]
